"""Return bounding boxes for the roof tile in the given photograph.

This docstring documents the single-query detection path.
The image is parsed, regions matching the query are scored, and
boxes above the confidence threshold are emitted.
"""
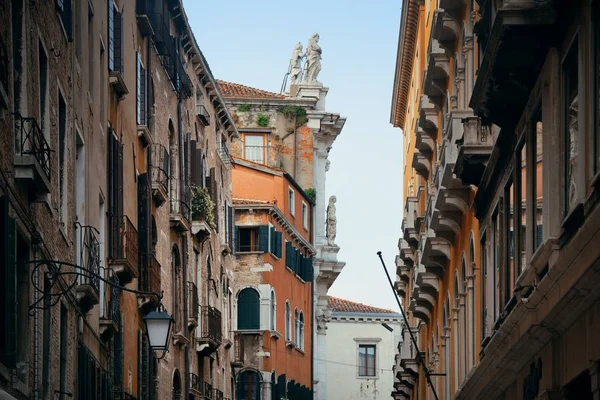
[328,297,398,314]
[217,80,285,99]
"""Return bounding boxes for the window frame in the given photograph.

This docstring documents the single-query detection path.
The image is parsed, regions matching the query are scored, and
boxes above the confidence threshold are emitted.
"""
[243,134,266,164]
[237,226,260,253]
[285,301,291,341]
[301,201,308,230]
[357,343,377,378]
[288,187,295,217]
[237,288,260,331]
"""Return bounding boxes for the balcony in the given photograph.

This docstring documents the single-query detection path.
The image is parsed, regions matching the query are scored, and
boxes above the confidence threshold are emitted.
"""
[190,373,212,399]
[13,113,51,195]
[170,178,191,231]
[196,306,223,353]
[100,280,121,341]
[440,110,473,189]
[137,253,161,310]
[149,12,171,56]
[424,38,450,107]
[242,145,282,169]
[403,197,420,249]
[412,148,431,181]
[150,144,169,206]
[398,238,415,267]
[213,389,224,400]
[233,333,245,367]
[471,0,555,128]
[217,141,232,168]
[188,282,199,329]
[135,0,154,36]
[75,225,101,313]
[421,229,451,280]
[196,104,210,126]
[455,116,496,186]
[176,59,193,99]
[432,8,460,53]
[108,215,139,285]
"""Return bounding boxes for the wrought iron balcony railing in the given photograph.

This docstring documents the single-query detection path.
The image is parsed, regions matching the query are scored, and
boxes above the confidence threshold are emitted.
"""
[198,306,222,346]
[196,104,210,126]
[176,58,193,99]
[77,225,101,295]
[213,388,224,400]
[150,143,169,205]
[140,253,161,294]
[190,373,213,399]
[14,113,52,185]
[108,215,139,283]
[216,141,232,168]
[170,178,191,230]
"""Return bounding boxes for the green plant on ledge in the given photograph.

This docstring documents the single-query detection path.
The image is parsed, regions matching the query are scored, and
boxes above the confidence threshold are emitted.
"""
[277,105,308,127]
[191,185,215,228]
[256,113,270,127]
[238,104,251,112]
[304,188,316,201]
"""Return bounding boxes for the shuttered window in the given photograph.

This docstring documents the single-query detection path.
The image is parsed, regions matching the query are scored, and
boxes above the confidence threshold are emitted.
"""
[108,2,123,73]
[237,288,260,330]
[136,52,147,125]
[258,225,269,253]
[285,241,293,268]
[0,195,16,368]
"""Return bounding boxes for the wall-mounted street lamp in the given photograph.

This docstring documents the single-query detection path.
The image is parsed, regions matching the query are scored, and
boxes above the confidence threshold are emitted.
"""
[28,258,173,359]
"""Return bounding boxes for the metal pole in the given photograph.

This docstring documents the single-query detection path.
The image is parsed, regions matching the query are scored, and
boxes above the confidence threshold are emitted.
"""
[377,251,440,400]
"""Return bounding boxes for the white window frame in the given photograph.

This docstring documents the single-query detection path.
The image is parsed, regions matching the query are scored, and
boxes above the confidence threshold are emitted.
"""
[288,187,295,216]
[354,338,381,379]
[302,201,308,229]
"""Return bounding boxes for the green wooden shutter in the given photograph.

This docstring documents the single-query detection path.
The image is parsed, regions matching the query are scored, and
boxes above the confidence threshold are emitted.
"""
[291,247,298,273]
[235,226,240,253]
[298,255,305,279]
[270,227,276,255]
[285,242,292,267]
[1,195,16,367]
[259,225,269,252]
[238,289,260,330]
[307,256,314,282]
[275,232,283,258]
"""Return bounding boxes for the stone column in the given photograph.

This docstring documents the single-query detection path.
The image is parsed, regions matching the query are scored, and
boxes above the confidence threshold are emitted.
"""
[313,143,329,248]
[314,308,331,400]
[466,273,475,370]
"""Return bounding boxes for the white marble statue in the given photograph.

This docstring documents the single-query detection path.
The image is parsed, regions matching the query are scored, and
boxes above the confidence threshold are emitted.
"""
[326,195,337,246]
[303,33,322,84]
[289,42,305,85]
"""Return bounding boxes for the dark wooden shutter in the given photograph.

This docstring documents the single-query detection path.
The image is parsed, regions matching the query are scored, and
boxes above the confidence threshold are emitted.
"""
[298,255,305,279]
[235,226,240,253]
[275,231,282,258]
[307,256,313,282]
[0,195,16,367]
[108,1,114,71]
[190,140,198,186]
[259,225,269,253]
[536,224,543,248]
[238,289,259,330]
[209,168,218,232]
[290,247,297,272]
[138,173,151,290]
[285,242,292,267]
[114,7,123,73]
[117,138,124,216]
[228,205,234,250]
[270,227,276,254]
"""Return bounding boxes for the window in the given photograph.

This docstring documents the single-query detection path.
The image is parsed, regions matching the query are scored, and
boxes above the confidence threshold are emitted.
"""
[516,141,527,276]
[269,226,282,258]
[39,41,49,139]
[481,231,487,342]
[492,207,500,321]
[302,202,308,229]
[270,290,276,331]
[136,52,147,125]
[108,1,122,74]
[237,370,261,400]
[58,92,67,226]
[298,312,304,350]
[288,187,295,216]
[563,38,579,216]
[533,109,544,249]
[285,301,291,341]
[244,135,265,164]
[55,0,72,39]
[237,226,268,253]
[358,344,376,377]
[504,180,515,303]
[88,5,94,97]
[294,308,299,345]
[238,288,260,330]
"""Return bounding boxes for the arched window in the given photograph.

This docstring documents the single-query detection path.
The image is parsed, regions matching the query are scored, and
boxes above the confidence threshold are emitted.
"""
[237,370,261,400]
[238,288,260,330]
[468,235,476,368]
[461,257,468,381]
[294,308,299,345]
[453,274,460,388]
[271,371,277,400]
[270,290,276,331]
[285,301,291,341]
[172,369,182,400]
[299,312,304,350]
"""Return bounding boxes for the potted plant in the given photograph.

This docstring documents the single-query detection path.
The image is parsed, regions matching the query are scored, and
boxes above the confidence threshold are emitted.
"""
[191,185,215,228]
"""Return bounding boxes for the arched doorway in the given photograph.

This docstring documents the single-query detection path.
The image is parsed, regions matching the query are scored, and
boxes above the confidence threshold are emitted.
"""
[237,370,261,400]
[172,369,182,400]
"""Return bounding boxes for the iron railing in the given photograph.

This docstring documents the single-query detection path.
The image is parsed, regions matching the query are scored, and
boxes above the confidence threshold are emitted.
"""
[149,13,171,56]
[140,253,161,295]
[14,113,52,182]
[217,141,232,167]
[188,281,199,326]
[199,306,222,345]
[176,57,193,99]
[77,225,101,295]
[170,178,191,225]
[101,275,121,329]
[108,215,139,277]
[213,388,224,400]
[196,104,210,125]
[190,373,213,399]
[150,143,169,195]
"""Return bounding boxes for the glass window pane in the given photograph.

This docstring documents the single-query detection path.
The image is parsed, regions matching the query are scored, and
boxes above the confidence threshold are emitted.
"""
[519,143,527,275]
[534,112,544,249]
[564,41,579,215]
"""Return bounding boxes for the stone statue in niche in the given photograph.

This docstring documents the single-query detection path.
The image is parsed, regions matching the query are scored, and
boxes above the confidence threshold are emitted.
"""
[289,42,305,85]
[326,195,337,246]
[303,33,322,84]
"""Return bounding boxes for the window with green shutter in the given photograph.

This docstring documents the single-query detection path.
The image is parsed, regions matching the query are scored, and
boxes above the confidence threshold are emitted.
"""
[285,242,293,267]
[270,226,276,255]
[238,288,260,330]
[275,231,282,258]
[258,225,269,253]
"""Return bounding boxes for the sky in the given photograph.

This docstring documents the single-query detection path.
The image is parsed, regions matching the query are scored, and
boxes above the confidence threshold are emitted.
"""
[183,0,404,311]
